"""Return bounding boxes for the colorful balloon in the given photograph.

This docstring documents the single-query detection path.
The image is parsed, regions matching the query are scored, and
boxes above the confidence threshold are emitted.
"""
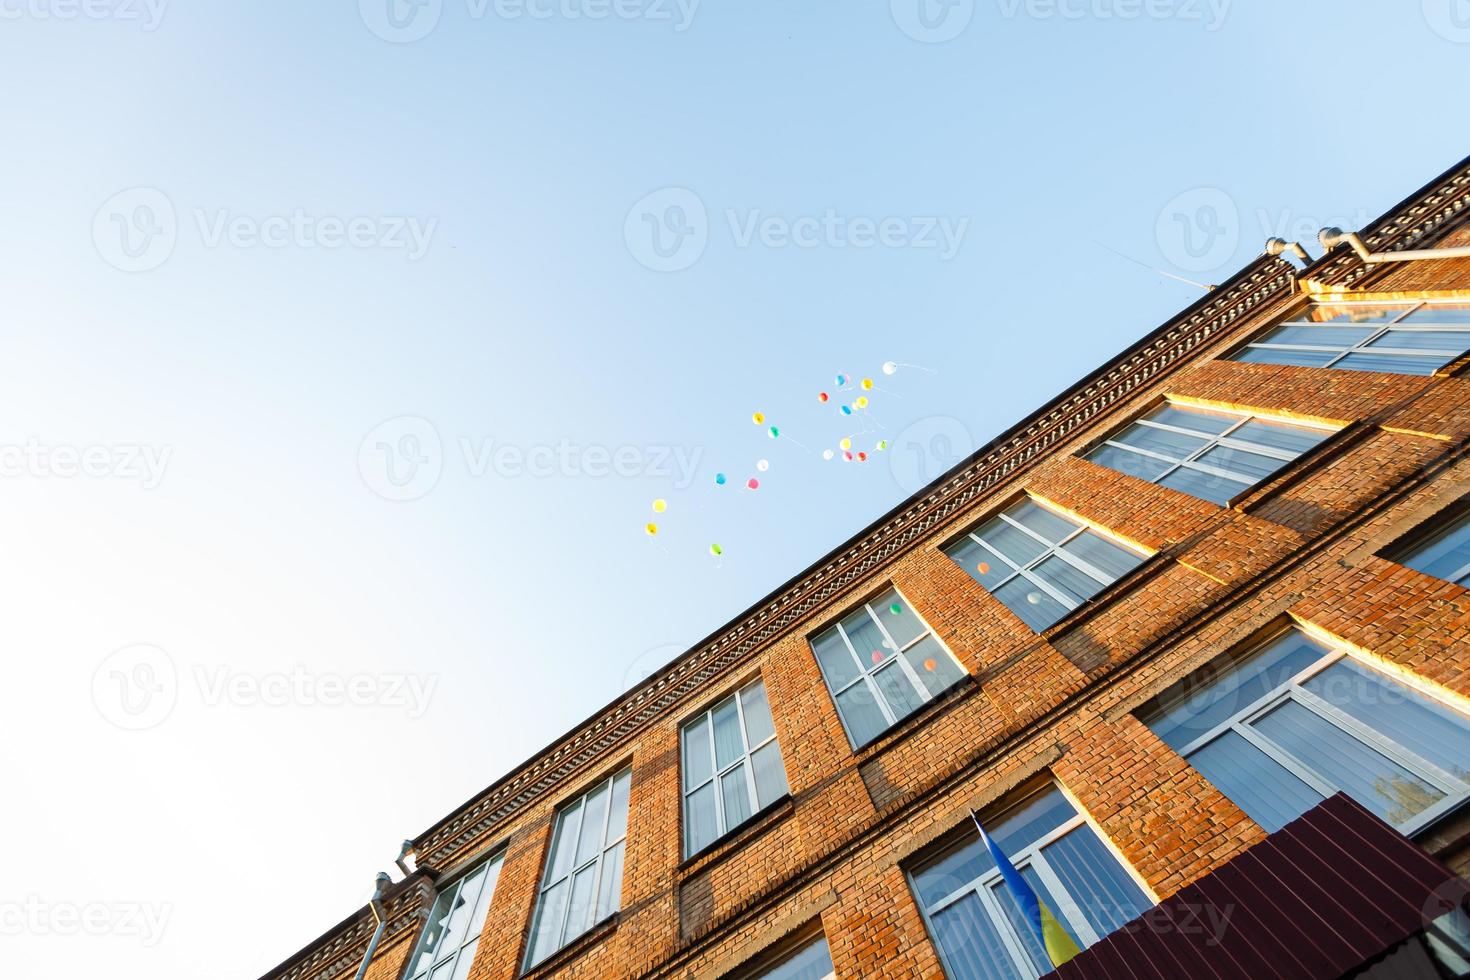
[889,603,903,615]
[822,449,834,460]
[1027,592,1042,605]
[709,543,723,556]
[876,440,888,451]
[977,562,990,575]
[752,412,765,425]
[652,498,667,513]
[768,426,779,439]
[840,437,852,450]
[840,404,853,416]
[746,477,759,490]
[715,472,727,485]
[855,396,869,409]
[645,522,658,536]
[756,459,770,472]
[843,450,854,461]
[836,373,848,385]
[882,361,897,375]
[923,658,937,672]
[862,378,874,390]
[857,451,867,462]
[871,650,884,664]
[818,392,829,403]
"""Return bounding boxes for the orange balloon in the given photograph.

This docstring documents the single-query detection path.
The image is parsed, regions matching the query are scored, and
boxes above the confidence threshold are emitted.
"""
[977,562,990,575]
[923,658,937,672]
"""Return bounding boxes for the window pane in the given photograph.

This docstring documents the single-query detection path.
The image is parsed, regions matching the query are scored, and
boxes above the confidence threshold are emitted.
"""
[566,864,598,939]
[448,940,478,980]
[1030,555,1098,607]
[409,884,460,976]
[467,856,502,944]
[930,893,1029,980]
[1371,329,1470,353]
[1144,404,1237,435]
[1402,305,1470,324]
[904,635,966,698]
[711,696,745,770]
[1305,304,1406,325]
[751,740,789,807]
[685,783,719,855]
[836,683,889,746]
[753,936,835,980]
[977,515,1049,568]
[1235,346,1337,368]
[574,782,609,867]
[811,628,860,690]
[1229,419,1328,456]
[607,770,631,841]
[993,576,1069,631]
[682,717,713,792]
[1157,462,1245,505]
[991,786,1077,855]
[1195,443,1286,482]
[547,802,581,881]
[1251,700,1446,826]
[1336,351,1439,375]
[596,841,624,919]
[880,592,927,648]
[989,877,1064,976]
[1148,630,1328,751]
[1255,323,1377,348]
[434,870,482,962]
[913,836,998,909]
[528,880,568,965]
[1041,825,1151,937]
[1187,730,1323,832]
[1086,444,1173,483]
[1008,499,1078,545]
[1114,422,1209,462]
[1400,512,1470,586]
[1064,530,1144,582]
[873,661,926,722]
[946,535,1016,590]
[740,681,776,746]
[1302,659,1470,782]
[843,610,896,668]
[721,763,753,829]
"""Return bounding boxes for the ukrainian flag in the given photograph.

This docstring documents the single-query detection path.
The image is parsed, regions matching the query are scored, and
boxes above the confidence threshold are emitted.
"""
[969,810,1082,971]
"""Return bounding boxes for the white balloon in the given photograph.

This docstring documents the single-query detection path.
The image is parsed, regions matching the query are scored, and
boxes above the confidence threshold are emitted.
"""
[822,449,834,461]
[882,361,898,375]
[756,459,770,472]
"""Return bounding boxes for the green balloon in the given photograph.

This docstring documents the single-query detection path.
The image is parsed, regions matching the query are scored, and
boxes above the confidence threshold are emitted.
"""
[710,543,723,556]
[889,603,903,615]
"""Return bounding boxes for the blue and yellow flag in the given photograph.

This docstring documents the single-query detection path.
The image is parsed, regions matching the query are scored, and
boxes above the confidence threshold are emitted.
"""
[969,810,1082,970]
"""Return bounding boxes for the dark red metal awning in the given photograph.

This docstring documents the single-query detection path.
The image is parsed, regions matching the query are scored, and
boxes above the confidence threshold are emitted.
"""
[1047,794,1468,980]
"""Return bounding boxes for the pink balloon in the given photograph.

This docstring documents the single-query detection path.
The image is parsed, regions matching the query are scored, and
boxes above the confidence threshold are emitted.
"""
[746,478,759,490]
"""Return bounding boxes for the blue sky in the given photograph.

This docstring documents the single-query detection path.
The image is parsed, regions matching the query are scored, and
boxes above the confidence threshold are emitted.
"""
[1,2,1468,976]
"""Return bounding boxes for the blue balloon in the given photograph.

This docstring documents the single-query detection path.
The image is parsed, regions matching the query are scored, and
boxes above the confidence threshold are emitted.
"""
[840,405,853,416]
[715,472,727,485]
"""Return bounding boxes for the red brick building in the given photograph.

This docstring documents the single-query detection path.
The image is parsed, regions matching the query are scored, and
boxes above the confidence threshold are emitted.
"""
[265,158,1470,980]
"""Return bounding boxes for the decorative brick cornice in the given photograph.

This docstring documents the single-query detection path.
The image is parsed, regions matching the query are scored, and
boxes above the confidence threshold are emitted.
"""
[265,882,428,980]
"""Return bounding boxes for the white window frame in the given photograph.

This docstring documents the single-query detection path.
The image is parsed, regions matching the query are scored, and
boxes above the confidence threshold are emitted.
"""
[1152,627,1470,836]
[810,588,967,749]
[524,768,631,969]
[908,784,1151,980]
[403,850,504,980]
[1234,298,1470,374]
[1395,508,1470,588]
[680,676,787,857]
[945,496,1148,626]
[1086,401,1335,501]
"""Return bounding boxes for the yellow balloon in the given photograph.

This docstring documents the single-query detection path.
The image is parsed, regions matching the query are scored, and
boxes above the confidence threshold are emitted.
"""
[645,522,658,536]
[862,378,874,390]
[752,412,765,425]
[856,396,869,408]
[840,437,852,450]
[652,498,667,513]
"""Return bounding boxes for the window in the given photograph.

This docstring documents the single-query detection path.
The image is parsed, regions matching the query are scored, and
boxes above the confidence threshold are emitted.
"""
[731,935,836,980]
[809,588,967,748]
[681,678,790,857]
[908,783,1152,980]
[1084,402,1332,505]
[1231,300,1470,375]
[1393,508,1470,588]
[524,768,631,968]
[404,852,503,980]
[943,497,1147,631]
[1142,627,1470,835]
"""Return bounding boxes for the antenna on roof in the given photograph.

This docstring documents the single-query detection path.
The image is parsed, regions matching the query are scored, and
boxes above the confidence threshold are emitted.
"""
[1092,239,1215,292]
